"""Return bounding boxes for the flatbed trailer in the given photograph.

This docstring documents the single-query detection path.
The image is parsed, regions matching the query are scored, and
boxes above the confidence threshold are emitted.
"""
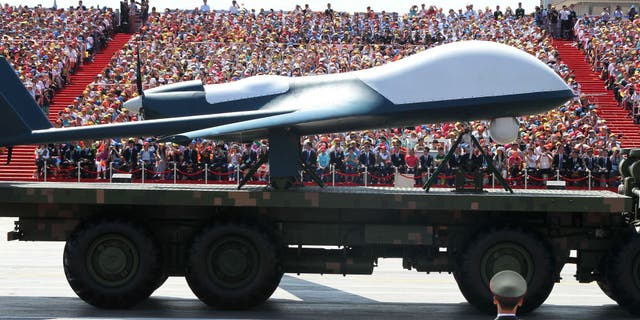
[1,181,639,315]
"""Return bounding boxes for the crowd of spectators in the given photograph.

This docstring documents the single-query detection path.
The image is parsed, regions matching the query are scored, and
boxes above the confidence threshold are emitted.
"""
[29,2,626,188]
[532,4,578,40]
[0,4,115,111]
[575,8,640,124]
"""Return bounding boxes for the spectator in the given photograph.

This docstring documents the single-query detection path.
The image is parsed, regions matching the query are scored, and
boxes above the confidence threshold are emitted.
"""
[559,6,571,39]
[199,0,210,13]
[405,148,419,183]
[390,141,406,173]
[494,6,503,20]
[139,141,157,175]
[229,0,240,15]
[553,144,568,177]
[95,140,110,179]
[507,148,523,184]
[359,142,375,182]
[301,141,317,181]
[209,143,228,181]
[344,141,359,182]
[598,149,613,186]
[538,145,553,179]
[601,7,610,23]
[34,144,50,178]
[317,146,330,181]
[547,6,559,38]
[0,5,114,110]
[121,138,138,171]
[613,5,623,21]
[524,147,538,182]
[515,3,524,19]
[324,3,333,18]
[419,146,433,183]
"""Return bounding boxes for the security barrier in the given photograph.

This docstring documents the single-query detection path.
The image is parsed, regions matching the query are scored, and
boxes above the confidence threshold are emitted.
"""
[34,162,621,191]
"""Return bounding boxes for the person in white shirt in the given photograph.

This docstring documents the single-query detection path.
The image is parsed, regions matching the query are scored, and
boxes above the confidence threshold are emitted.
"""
[229,0,239,14]
[525,147,539,185]
[559,6,571,39]
[538,146,553,180]
[200,0,210,12]
[613,5,623,20]
[601,7,610,22]
[35,145,50,179]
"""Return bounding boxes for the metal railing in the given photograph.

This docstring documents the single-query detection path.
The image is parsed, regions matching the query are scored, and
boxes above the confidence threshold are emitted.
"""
[34,162,621,190]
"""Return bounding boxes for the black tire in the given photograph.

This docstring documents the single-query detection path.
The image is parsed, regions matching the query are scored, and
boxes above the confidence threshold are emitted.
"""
[454,227,555,314]
[605,234,640,315]
[620,158,631,178]
[63,217,162,309]
[185,222,282,309]
[153,273,169,292]
[597,252,618,302]
[597,280,617,302]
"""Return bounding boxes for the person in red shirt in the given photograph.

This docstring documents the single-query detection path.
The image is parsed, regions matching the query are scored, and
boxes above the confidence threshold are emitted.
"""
[405,148,420,185]
[507,150,523,185]
[405,148,418,174]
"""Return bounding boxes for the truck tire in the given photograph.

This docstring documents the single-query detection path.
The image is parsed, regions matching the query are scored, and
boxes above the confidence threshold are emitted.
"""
[454,227,555,314]
[597,252,619,302]
[619,158,631,178]
[605,235,640,315]
[63,217,162,309]
[597,280,617,302]
[185,222,282,309]
[630,161,640,182]
[153,273,169,291]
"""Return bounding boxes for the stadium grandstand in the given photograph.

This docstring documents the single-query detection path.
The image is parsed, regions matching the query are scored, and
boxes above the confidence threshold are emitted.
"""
[0,1,638,190]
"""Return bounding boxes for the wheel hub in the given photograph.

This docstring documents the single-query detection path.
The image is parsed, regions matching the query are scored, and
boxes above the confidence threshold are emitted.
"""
[217,248,248,277]
[207,236,258,289]
[480,242,533,285]
[98,247,128,274]
[87,234,139,287]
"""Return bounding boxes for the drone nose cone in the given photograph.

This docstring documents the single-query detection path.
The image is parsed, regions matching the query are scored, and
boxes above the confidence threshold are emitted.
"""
[558,86,576,101]
[357,41,574,114]
[123,96,142,114]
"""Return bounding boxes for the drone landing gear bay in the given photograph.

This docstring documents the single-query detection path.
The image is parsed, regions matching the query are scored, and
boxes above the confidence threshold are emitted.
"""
[237,129,324,190]
[423,128,513,194]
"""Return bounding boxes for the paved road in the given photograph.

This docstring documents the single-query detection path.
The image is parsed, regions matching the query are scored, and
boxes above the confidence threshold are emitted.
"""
[0,218,635,320]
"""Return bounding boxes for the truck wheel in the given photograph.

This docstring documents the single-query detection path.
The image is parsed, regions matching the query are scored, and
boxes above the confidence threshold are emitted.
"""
[597,253,618,302]
[597,280,617,302]
[185,222,282,309]
[153,273,169,291]
[63,218,162,309]
[605,235,640,315]
[454,228,555,314]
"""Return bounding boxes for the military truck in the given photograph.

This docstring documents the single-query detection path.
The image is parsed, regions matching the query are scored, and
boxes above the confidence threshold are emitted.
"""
[2,149,640,315]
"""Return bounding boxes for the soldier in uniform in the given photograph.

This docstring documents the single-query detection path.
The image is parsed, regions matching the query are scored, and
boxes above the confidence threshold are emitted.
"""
[490,270,527,320]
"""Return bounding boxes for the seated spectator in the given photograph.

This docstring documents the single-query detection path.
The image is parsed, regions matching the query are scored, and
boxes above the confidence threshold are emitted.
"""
[0,5,114,110]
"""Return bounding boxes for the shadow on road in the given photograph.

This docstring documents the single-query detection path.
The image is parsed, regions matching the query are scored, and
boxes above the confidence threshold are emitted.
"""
[0,295,634,320]
[278,275,377,304]
[0,276,634,320]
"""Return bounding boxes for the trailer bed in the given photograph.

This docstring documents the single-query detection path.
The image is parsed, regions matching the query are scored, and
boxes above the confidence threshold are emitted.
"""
[0,181,630,214]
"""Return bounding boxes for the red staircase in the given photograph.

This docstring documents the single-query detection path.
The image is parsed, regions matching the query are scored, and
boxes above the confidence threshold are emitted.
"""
[553,40,640,147]
[0,33,132,181]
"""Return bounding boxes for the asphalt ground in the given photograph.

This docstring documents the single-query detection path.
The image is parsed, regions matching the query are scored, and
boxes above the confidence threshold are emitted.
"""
[0,218,635,320]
